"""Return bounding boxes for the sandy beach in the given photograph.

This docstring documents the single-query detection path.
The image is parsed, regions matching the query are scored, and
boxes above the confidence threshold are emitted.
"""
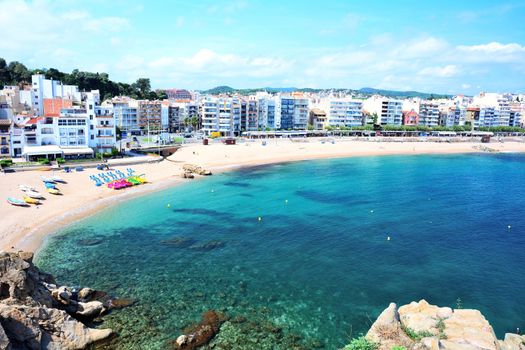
[1,138,524,254]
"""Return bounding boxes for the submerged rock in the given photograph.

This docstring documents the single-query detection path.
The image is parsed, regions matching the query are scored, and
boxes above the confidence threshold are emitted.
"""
[161,237,196,248]
[109,298,136,309]
[189,240,225,252]
[172,310,227,349]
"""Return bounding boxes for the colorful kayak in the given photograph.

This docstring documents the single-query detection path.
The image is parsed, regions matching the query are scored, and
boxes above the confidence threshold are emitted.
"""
[47,188,61,195]
[24,190,44,199]
[41,176,56,183]
[7,197,28,206]
[44,182,56,189]
[23,196,40,205]
[19,184,36,192]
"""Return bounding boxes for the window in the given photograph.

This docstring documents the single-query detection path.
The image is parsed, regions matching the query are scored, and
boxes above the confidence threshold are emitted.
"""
[90,125,93,130]
[91,135,94,140]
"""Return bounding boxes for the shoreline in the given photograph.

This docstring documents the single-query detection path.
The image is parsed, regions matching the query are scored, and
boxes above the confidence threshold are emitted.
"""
[2,139,525,255]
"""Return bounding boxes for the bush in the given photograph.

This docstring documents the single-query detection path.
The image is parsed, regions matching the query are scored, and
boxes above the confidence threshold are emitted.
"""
[37,158,50,165]
[111,147,119,156]
[56,157,66,164]
[343,336,378,350]
[392,346,407,350]
[0,159,13,168]
[401,325,434,341]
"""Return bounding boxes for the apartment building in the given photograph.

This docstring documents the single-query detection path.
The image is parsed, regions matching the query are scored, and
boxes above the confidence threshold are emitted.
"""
[472,93,511,127]
[418,101,440,127]
[256,93,276,130]
[109,98,139,134]
[138,100,162,133]
[200,97,240,136]
[363,97,403,125]
[166,89,193,101]
[31,74,81,115]
[277,95,309,130]
[317,98,363,127]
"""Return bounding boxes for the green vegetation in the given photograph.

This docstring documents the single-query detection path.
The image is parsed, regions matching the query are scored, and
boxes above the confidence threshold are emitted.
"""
[391,346,407,350]
[435,318,447,340]
[343,336,379,350]
[401,325,434,341]
[0,57,166,101]
[56,157,65,164]
[37,158,50,165]
[0,159,13,168]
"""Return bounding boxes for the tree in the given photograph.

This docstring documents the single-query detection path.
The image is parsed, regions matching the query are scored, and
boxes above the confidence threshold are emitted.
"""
[0,58,9,87]
[7,61,31,83]
[134,78,151,99]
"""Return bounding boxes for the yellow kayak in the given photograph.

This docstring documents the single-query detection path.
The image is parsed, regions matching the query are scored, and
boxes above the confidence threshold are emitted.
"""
[23,196,40,205]
[47,188,61,195]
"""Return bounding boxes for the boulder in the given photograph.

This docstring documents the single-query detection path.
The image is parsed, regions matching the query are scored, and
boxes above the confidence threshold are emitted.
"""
[75,301,105,318]
[500,334,525,350]
[0,304,112,350]
[398,299,451,334]
[366,303,413,350]
[78,288,94,301]
[442,309,499,350]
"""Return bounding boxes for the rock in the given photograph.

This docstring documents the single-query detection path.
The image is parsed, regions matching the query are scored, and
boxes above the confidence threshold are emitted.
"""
[0,303,112,350]
[398,299,450,334]
[0,252,112,349]
[442,309,499,350]
[0,322,11,350]
[500,334,525,350]
[75,301,104,318]
[161,237,196,248]
[77,238,103,247]
[176,335,189,346]
[78,287,94,300]
[109,298,135,309]
[173,310,227,349]
[189,240,225,251]
[182,164,212,176]
[366,303,413,350]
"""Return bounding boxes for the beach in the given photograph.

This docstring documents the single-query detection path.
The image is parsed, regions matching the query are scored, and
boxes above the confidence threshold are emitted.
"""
[2,138,525,253]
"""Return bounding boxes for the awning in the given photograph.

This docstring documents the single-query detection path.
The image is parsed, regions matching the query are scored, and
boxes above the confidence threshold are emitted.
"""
[22,145,63,156]
[62,147,94,156]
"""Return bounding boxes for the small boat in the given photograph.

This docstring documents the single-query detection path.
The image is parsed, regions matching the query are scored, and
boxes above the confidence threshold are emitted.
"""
[7,197,28,206]
[19,184,37,192]
[41,176,56,183]
[23,196,40,205]
[24,190,44,199]
[47,188,61,195]
[44,182,56,189]
[51,175,66,183]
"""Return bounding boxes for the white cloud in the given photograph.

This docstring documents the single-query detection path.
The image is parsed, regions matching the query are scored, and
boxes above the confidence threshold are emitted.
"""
[176,16,185,28]
[418,65,460,77]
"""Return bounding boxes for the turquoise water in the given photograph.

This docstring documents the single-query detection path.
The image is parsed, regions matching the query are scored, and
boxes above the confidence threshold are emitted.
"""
[36,154,525,349]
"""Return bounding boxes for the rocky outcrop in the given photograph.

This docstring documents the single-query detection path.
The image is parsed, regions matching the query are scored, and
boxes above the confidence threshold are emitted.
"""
[0,251,114,349]
[362,300,524,350]
[182,164,212,176]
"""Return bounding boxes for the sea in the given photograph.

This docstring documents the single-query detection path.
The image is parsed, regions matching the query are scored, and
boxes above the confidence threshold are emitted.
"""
[35,154,525,349]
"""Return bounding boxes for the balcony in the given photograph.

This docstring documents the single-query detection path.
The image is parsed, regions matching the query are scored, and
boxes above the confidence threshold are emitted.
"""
[96,125,113,128]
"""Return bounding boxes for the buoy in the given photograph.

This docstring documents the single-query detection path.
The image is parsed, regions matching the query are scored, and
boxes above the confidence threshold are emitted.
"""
[285,199,288,204]
[370,210,374,213]
[508,225,512,229]
[258,216,262,221]
[167,204,171,208]
[211,189,214,193]
[387,236,391,241]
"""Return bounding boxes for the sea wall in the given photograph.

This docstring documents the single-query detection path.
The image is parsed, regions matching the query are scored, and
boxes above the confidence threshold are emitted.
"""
[351,300,524,350]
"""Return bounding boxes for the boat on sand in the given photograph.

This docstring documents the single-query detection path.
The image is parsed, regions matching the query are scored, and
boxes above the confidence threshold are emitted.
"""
[7,197,29,206]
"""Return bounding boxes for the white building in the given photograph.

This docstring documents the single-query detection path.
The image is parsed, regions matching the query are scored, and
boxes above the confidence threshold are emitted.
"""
[275,95,309,130]
[472,93,511,127]
[363,96,403,125]
[200,97,240,136]
[317,98,363,127]
[31,74,81,116]
[418,101,440,127]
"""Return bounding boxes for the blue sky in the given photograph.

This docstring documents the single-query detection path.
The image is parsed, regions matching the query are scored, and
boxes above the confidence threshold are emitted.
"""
[1,0,524,94]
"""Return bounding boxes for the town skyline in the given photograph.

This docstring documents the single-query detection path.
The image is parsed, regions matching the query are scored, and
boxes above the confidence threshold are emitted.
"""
[1,0,525,95]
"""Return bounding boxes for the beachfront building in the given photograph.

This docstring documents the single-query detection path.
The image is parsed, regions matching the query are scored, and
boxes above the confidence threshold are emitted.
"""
[309,108,328,129]
[167,101,199,132]
[472,93,511,127]
[418,101,440,127]
[316,98,364,128]
[0,119,10,158]
[138,100,162,134]
[200,97,241,136]
[439,106,466,127]
[402,110,419,125]
[276,95,309,130]
[363,96,403,125]
[240,98,258,131]
[256,92,277,130]
[108,97,139,135]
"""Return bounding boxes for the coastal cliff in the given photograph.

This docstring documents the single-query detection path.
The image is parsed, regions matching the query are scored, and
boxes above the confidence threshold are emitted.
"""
[0,251,113,349]
[347,300,524,350]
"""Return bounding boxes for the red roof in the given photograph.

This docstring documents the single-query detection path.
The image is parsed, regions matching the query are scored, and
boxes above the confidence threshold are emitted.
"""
[26,117,43,125]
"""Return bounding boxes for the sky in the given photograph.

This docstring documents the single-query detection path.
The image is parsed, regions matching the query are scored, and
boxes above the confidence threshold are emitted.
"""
[1,0,525,94]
